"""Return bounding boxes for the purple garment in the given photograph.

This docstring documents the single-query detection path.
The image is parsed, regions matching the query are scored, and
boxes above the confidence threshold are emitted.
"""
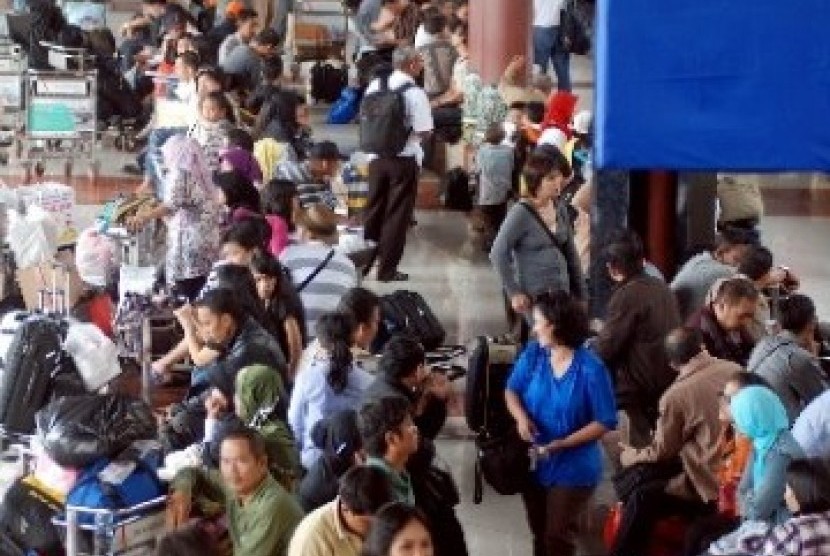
[220,146,263,183]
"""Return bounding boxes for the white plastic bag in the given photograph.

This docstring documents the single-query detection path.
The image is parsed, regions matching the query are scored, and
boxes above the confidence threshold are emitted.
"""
[63,322,122,391]
[7,205,59,269]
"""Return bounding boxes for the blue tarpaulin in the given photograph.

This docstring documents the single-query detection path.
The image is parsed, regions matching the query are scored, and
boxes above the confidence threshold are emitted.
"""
[594,0,830,171]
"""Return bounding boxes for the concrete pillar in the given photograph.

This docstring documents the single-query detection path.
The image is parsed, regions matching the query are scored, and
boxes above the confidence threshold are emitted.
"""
[468,0,532,85]
[590,169,630,319]
[676,172,717,267]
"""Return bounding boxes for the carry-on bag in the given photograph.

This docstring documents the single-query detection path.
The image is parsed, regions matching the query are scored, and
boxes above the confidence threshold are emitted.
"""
[0,475,65,556]
[375,290,446,351]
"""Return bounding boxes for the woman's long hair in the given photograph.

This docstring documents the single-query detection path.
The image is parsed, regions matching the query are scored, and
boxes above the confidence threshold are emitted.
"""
[250,253,308,344]
[361,503,432,556]
[214,170,261,213]
[206,263,264,323]
[316,312,356,394]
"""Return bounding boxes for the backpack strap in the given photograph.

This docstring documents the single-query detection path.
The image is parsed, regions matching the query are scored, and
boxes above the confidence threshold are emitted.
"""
[296,249,336,293]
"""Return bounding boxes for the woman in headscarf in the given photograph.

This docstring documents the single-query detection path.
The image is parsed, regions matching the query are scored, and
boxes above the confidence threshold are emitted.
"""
[204,365,300,491]
[219,146,263,186]
[700,386,806,556]
[131,134,222,299]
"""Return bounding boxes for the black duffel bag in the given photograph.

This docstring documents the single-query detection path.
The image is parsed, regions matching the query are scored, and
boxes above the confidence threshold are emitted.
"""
[36,394,156,468]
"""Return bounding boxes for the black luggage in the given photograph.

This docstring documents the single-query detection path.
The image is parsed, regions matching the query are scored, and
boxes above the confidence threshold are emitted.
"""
[443,167,473,211]
[310,61,348,104]
[0,315,84,434]
[0,477,64,556]
[464,336,518,436]
[376,291,446,351]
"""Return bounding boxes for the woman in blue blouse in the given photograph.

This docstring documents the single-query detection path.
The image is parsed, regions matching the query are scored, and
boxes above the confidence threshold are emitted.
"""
[505,290,617,556]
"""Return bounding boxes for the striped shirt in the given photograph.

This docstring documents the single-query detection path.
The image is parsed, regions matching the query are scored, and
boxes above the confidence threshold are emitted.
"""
[280,242,357,339]
[740,511,830,556]
[274,161,338,210]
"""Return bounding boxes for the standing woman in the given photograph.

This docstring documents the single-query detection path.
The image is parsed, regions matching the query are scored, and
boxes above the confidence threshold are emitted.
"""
[505,291,617,556]
[131,134,222,299]
[490,151,585,340]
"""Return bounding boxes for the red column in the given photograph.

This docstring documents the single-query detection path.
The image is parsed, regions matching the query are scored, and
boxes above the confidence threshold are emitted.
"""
[645,171,678,277]
[468,0,532,85]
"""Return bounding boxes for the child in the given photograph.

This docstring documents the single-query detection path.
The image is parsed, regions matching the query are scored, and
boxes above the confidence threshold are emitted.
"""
[475,123,514,247]
[188,91,234,173]
[173,50,199,104]
[251,253,306,378]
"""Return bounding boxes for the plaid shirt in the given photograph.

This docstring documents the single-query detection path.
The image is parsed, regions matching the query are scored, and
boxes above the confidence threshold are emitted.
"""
[740,512,830,556]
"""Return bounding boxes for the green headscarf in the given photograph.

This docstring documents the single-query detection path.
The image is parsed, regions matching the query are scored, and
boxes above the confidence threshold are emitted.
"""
[730,386,790,486]
[235,365,300,490]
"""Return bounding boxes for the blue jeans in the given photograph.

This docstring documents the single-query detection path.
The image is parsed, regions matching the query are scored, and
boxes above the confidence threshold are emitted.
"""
[533,26,572,92]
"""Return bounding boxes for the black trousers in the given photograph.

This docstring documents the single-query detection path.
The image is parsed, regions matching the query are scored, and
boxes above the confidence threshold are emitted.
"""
[685,513,741,556]
[364,156,420,279]
[610,481,717,556]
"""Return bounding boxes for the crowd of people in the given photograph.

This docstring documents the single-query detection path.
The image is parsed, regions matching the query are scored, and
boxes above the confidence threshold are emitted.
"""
[19,0,830,555]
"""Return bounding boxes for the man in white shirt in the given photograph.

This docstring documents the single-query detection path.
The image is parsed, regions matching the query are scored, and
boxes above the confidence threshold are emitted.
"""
[217,8,259,65]
[533,0,571,91]
[362,47,433,282]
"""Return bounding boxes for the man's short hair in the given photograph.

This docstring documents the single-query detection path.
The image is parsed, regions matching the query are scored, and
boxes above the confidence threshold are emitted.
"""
[779,294,816,334]
[525,101,546,125]
[713,277,759,305]
[604,230,645,278]
[193,288,246,324]
[737,245,774,282]
[393,46,421,69]
[339,466,395,515]
[423,9,447,34]
[665,327,704,367]
[337,287,381,327]
[253,28,281,49]
[236,8,258,23]
[221,427,268,461]
[357,397,411,458]
[377,335,425,382]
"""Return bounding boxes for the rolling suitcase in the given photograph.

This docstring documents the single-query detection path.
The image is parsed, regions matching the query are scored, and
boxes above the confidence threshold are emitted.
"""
[377,290,446,351]
[464,336,518,436]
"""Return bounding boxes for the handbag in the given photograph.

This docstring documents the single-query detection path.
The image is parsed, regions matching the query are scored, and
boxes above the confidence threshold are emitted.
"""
[412,462,460,514]
[476,428,530,498]
[558,0,591,55]
[613,459,683,502]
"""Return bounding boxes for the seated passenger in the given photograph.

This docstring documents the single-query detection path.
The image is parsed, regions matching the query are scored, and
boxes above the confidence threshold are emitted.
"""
[362,336,450,441]
[160,289,286,451]
[168,428,304,556]
[280,205,358,340]
[687,277,759,366]
[792,389,830,459]
[275,141,343,210]
[748,294,828,422]
[358,397,420,505]
[217,8,258,65]
[203,365,300,491]
[736,458,830,556]
[609,327,741,556]
[288,312,373,469]
[251,254,306,379]
[297,410,365,513]
[288,466,394,556]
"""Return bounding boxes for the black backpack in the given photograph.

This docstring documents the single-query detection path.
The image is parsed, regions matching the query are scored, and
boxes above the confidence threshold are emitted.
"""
[310,62,348,104]
[443,167,473,211]
[359,74,413,157]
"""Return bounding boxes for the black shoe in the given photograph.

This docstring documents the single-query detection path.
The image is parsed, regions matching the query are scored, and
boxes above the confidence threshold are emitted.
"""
[377,271,409,282]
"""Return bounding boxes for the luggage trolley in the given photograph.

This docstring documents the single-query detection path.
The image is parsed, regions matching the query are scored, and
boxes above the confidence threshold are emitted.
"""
[0,40,24,165]
[20,45,98,180]
[57,495,168,556]
[291,0,350,64]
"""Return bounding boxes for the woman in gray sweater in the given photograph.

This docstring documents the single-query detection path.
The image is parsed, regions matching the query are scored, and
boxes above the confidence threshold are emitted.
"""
[490,150,586,322]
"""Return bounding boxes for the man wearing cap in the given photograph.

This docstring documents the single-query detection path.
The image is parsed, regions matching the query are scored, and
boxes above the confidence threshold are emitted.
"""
[280,204,358,340]
[275,141,344,211]
[221,28,282,92]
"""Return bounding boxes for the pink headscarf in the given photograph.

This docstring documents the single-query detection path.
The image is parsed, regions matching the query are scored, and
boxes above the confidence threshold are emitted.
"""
[161,134,215,193]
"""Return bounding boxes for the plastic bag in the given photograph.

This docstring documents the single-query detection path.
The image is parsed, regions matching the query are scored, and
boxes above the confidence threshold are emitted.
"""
[7,205,58,269]
[36,394,156,468]
[63,322,122,391]
[326,87,361,124]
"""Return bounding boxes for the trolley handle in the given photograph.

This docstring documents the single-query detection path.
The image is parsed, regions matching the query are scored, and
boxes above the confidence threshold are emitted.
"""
[64,495,168,518]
